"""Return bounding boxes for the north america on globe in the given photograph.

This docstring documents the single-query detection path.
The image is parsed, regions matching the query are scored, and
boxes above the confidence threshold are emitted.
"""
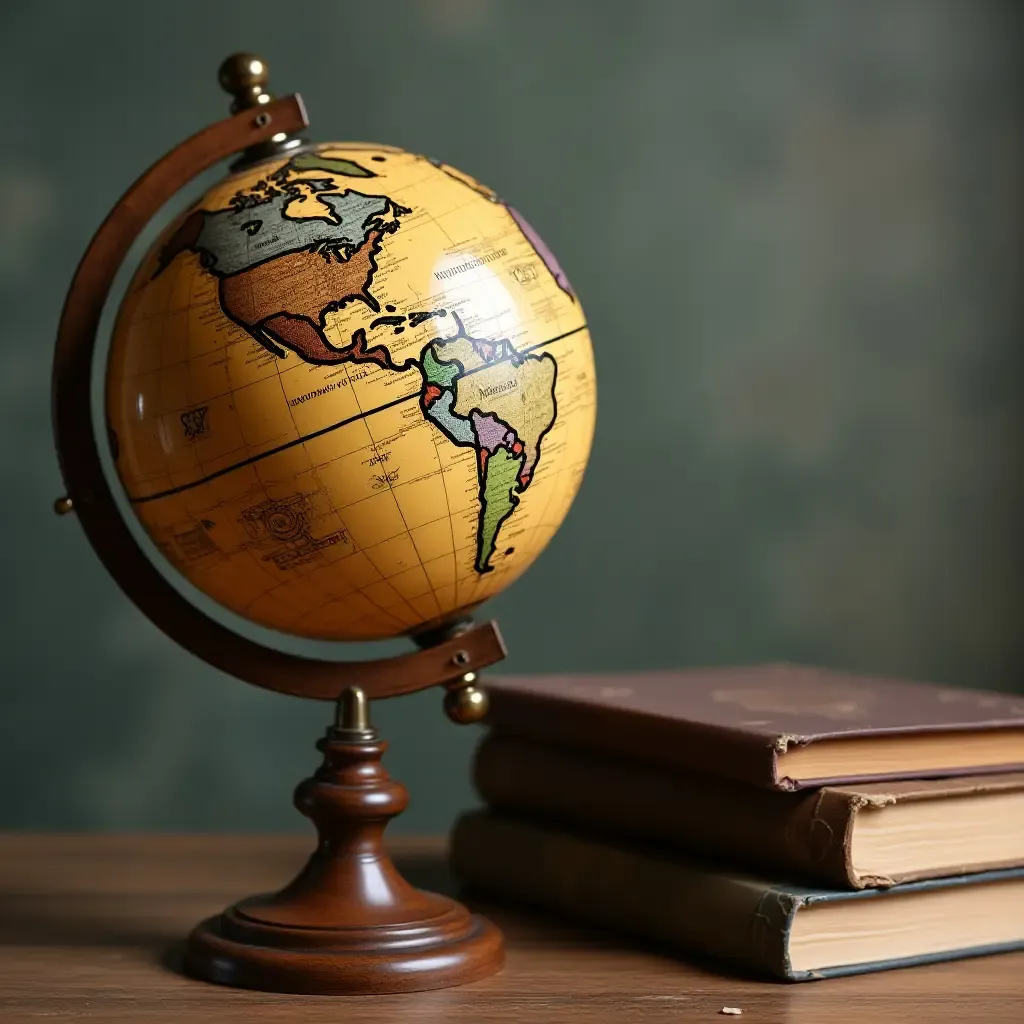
[155,153,412,365]
[107,144,597,640]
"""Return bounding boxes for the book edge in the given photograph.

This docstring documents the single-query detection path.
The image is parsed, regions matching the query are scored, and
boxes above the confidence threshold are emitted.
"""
[452,811,1024,983]
[788,941,1024,982]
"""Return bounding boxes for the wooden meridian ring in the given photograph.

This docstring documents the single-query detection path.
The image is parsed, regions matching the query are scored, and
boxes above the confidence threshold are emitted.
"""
[50,96,507,701]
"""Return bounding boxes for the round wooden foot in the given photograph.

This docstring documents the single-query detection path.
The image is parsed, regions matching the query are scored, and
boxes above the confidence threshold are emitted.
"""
[184,898,503,995]
[181,705,504,994]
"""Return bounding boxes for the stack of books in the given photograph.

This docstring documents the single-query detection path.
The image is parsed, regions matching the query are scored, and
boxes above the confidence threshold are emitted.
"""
[451,664,1024,980]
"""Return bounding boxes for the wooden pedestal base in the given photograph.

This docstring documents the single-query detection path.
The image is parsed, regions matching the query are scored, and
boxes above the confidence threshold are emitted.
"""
[184,698,504,994]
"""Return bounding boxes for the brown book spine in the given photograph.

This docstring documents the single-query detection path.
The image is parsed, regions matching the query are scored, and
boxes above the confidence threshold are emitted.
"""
[483,670,1024,790]
[485,684,784,788]
[473,734,864,888]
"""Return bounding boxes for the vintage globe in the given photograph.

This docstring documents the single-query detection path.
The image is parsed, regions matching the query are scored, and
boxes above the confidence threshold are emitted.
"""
[106,143,596,642]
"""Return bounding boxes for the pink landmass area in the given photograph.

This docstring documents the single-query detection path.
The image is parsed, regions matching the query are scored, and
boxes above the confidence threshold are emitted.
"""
[506,206,575,300]
[471,410,515,452]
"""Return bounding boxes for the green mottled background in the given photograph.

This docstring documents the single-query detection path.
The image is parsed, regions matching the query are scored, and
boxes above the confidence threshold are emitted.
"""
[1,0,1022,831]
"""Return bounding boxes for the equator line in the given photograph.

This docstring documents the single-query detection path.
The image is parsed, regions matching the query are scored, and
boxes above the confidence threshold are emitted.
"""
[128,323,588,505]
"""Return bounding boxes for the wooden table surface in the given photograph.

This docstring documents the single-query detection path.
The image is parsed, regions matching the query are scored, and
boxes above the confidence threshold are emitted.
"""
[0,835,1020,1023]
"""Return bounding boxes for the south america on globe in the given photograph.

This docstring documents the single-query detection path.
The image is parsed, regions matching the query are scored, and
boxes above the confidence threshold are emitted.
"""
[107,144,596,641]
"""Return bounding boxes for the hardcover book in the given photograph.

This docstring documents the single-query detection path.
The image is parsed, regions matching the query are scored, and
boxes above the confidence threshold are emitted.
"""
[451,811,1024,981]
[474,734,1024,888]
[482,665,1024,789]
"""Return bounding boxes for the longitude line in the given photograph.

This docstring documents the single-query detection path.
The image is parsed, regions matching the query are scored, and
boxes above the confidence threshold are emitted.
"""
[330,360,427,628]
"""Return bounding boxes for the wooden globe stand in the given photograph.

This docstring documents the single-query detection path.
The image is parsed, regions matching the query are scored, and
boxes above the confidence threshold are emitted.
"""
[184,684,504,994]
[50,55,507,994]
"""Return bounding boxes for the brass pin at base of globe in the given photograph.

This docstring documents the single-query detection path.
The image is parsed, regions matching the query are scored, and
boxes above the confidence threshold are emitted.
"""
[444,674,490,725]
[53,496,74,516]
[332,686,378,743]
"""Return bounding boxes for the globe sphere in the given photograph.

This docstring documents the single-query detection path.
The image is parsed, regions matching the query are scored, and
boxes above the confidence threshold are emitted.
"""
[106,143,596,641]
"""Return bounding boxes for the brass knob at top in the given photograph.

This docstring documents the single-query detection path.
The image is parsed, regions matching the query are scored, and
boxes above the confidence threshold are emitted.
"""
[218,53,272,113]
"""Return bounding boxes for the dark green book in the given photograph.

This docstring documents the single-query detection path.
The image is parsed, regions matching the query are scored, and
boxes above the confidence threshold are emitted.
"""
[451,811,1024,981]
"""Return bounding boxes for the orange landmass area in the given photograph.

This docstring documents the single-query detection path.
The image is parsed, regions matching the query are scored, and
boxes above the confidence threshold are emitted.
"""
[422,384,443,410]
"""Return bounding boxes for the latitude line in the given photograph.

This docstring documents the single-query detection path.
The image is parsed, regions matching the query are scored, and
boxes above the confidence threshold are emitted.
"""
[128,323,588,505]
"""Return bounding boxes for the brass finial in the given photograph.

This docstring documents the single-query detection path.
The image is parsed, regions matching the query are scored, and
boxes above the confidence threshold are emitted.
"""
[53,496,75,516]
[218,53,272,114]
[444,673,490,725]
[217,53,306,169]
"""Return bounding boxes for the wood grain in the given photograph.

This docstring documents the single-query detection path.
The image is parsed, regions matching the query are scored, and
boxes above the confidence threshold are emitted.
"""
[0,835,1020,1023]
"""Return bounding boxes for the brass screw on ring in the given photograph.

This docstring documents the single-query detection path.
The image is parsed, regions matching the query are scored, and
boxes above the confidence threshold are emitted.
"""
[53,496,75,515]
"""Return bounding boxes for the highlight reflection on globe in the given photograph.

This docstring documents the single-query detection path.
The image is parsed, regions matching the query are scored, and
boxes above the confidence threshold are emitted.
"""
[106,144,597,641]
